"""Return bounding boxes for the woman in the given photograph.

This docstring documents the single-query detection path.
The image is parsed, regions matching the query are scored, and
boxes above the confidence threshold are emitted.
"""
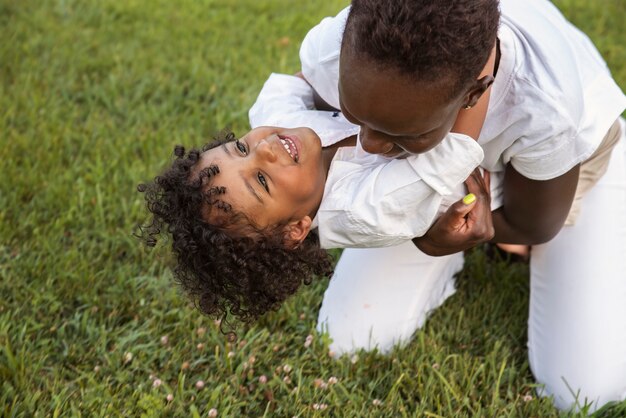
[253,0,626,411]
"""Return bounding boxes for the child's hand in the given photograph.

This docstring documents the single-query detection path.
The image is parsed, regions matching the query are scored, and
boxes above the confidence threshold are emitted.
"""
[413,169,494,256]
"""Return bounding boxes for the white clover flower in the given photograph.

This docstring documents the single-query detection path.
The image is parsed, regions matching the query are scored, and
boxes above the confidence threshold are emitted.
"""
[304,335,313,348]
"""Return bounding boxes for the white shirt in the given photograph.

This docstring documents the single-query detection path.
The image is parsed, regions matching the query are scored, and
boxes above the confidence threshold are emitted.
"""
[249,74,484,248]
[300,0,626,181]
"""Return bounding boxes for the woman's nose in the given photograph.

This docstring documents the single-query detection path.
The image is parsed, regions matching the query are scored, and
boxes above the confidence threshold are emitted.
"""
[256,139,278,162]
[360,128,395,155]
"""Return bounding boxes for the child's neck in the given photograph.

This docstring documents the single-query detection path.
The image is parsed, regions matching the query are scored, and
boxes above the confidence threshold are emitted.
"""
[321,135,357,174]
[307,135,357,221]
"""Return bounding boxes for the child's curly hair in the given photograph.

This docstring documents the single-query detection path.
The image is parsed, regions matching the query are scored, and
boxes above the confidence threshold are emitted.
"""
[137,133,333,324]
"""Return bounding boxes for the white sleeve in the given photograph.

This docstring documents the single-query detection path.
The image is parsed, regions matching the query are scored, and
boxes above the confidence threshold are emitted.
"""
[299,7,349,109]
[316,134,484,249]
[248,73,359,146]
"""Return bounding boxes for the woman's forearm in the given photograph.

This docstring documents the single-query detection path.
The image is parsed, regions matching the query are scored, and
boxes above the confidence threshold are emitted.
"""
[490,209,555,245]
[490,164,580,245]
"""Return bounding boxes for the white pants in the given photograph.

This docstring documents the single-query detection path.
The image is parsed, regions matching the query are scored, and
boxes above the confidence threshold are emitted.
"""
[317,129,626,412]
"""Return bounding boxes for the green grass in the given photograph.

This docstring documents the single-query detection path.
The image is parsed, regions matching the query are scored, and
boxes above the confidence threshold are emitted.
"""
[2,0,625,416]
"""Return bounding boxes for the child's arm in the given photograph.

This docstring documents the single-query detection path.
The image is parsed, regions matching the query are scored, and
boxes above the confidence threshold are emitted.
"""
[249,73,359,147]
[316,134,484,248]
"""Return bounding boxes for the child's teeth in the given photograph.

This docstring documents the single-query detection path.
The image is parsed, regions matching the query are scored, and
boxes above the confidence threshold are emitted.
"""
[280,138,294,158]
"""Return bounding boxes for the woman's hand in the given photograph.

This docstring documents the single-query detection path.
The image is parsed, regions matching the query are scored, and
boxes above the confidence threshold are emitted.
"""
[413,169,494,256]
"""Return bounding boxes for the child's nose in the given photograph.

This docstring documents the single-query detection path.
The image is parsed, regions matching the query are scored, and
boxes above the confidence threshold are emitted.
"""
[256,139,277,163]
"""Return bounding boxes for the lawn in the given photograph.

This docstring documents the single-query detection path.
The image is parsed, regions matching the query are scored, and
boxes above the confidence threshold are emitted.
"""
[1,0,625,416]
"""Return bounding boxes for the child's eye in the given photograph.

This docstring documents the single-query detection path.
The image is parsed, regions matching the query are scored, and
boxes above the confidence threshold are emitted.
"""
[257,172,269,193]
[235,140,247,155]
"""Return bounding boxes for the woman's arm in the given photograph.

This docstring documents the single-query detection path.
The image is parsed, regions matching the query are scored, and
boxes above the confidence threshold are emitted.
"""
[491,163,579,244]
[413,164,579,256]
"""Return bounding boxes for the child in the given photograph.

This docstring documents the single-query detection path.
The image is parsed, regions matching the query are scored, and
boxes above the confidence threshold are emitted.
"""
[138,74,490,324]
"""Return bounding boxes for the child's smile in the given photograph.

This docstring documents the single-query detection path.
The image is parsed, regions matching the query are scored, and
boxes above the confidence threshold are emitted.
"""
[194,127,327,236]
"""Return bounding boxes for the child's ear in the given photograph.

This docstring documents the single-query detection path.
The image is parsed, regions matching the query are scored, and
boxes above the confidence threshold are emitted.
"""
[282,216,312,249]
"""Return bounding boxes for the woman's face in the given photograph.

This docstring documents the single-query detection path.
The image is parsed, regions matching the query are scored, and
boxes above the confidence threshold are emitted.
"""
[195,126,326,234]
[338,49,467,158]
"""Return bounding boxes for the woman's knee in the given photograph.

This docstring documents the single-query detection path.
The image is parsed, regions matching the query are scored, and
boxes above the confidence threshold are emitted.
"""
[317,313,410,356]
[530,343,626,412]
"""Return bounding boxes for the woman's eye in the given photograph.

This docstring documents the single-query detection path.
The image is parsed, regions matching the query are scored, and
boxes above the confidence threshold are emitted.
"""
[257,172,269,193]
[235,140,247,155]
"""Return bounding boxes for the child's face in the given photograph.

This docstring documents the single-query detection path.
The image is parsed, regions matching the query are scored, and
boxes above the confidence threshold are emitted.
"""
[196,126,326,236]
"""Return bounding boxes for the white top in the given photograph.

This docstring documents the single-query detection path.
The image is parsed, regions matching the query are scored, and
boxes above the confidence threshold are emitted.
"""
[249,74,484,248]
[300,0,626,181]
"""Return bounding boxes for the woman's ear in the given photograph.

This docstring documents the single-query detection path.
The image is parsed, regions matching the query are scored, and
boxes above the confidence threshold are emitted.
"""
[282,216,313,249]
[463,75,494,109]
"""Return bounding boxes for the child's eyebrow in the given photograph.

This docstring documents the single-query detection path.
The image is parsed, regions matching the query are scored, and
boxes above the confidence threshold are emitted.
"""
[220,141,263,203]
[242,173,263,204]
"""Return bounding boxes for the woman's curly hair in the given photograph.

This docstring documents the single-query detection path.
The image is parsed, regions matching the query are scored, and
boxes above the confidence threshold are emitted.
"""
[137,133,334,325]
